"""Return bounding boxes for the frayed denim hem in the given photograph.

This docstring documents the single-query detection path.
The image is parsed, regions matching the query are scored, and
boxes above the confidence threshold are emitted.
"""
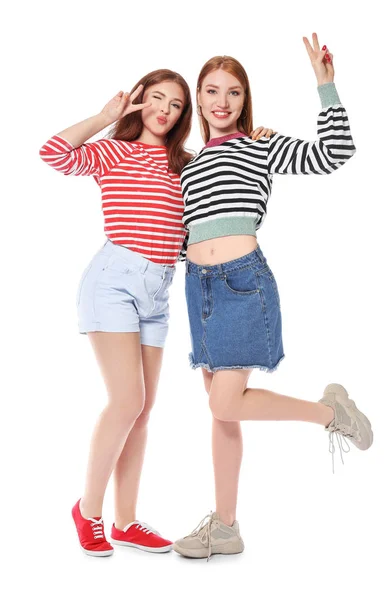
[188,353,285,374]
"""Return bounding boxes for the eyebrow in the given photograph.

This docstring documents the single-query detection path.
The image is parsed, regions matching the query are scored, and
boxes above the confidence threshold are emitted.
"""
[204,84,243,90]
[151,90,184,103]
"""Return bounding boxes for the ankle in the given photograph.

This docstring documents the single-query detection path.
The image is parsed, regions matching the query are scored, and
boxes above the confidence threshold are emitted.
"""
[80,497,103,519]
[114,516,136,530]
[216,510,235,527]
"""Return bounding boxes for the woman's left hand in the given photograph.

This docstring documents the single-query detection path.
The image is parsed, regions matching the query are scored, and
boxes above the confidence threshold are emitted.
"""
[303,32,334,86]
[250,126,276,140]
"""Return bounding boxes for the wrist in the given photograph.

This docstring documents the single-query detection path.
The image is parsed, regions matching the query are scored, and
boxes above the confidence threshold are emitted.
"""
[317,78,334,87]
[97,112,115,128]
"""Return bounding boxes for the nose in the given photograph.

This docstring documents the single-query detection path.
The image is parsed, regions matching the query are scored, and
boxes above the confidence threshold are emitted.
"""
[216,93,229,108]
[161,104,170,115]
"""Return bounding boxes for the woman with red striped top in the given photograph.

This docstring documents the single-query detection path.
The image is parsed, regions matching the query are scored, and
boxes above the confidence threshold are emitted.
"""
[39,70,194,556]
[40,68,273,557]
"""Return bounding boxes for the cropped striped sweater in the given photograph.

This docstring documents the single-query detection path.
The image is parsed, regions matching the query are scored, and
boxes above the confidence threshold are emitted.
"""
[40,137,186,265]
[180,83,356,248]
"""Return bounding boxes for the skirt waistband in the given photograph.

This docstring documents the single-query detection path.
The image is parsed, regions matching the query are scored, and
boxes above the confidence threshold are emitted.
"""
[186,246,265,276]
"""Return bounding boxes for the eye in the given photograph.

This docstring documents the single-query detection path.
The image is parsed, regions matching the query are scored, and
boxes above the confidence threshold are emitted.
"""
[230,91,240,96]
[152,95,162,100]
[172,103,181,109]
[206,89,217,94]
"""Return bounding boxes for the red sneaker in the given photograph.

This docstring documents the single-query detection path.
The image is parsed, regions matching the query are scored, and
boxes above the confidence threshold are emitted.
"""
[111,521,173,553]
[71,499,114,557]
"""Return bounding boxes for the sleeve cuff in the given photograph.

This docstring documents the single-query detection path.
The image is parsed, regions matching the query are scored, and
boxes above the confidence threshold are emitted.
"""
[317,82,341,108]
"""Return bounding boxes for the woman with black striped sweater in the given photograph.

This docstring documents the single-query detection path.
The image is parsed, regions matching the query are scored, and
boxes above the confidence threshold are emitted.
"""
[174,33,373,560]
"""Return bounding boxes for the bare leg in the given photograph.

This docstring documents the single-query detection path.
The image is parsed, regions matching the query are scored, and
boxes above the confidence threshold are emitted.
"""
[114,345,163,529]
[209,371,334,425]
[208,370,334,526]
[202,369,249,528]
[80,332,145,519]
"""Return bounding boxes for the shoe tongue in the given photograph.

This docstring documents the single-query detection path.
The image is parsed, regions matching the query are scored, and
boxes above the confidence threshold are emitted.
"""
[211,512,220,520]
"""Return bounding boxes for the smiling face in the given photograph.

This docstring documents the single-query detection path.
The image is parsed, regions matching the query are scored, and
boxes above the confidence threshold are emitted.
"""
[139,80,185,144]
[198,68,245,139]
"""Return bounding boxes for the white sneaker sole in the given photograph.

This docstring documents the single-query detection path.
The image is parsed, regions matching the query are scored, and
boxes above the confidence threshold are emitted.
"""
[324,383,373,450]
[173,540,244,559]
[111,539,173,553]
[82,548,114,557]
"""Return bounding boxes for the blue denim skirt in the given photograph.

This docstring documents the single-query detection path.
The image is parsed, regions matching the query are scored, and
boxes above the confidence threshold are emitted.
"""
[185,246,284,373]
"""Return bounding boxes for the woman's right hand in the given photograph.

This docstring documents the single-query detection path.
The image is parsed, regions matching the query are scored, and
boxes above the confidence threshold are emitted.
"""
[100,85,152,124]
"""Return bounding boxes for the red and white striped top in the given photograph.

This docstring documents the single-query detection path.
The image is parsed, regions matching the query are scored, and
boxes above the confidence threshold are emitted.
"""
[40,135,186,265]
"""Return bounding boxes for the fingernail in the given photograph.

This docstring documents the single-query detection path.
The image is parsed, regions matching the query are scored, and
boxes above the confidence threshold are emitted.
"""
[322,45,326,51]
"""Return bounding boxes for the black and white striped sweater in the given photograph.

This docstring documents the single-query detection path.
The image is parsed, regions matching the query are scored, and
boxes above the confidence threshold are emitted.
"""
[179,83,356,259]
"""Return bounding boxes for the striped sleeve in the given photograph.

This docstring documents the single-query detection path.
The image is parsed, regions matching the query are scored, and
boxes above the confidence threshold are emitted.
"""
[39,135,129,177]
[267,83,356,175]
[178,231,189,262]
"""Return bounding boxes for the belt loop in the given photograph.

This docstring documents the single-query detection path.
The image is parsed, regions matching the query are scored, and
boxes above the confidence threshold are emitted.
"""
[162,265,167,279]
[140,260,148,274]
[186,261,189,274]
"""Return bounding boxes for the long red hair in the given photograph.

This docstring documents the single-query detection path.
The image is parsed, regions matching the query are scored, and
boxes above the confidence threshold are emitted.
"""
[196,56,253,143]
[109,69,193,174]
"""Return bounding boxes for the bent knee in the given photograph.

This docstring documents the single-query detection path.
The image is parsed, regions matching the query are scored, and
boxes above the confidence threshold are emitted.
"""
[209,393,236,422]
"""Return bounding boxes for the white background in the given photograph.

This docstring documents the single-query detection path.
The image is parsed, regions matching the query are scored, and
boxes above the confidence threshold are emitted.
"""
[2,1,391,598]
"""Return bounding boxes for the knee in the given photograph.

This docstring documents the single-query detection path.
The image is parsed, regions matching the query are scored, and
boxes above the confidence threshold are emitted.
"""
[209,391,236,422]
[134,399,154,428]
[108,393,145,429]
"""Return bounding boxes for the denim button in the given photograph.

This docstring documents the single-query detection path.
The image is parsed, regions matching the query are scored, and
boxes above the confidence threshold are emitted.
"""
[201,268,207,274]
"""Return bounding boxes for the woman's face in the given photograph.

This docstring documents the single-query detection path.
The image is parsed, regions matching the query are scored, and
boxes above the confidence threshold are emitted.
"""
[198,68,245,138]
[141,81,185,140]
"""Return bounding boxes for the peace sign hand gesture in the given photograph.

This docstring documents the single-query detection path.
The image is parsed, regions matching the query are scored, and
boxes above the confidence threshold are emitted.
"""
[303,32,334,86]
[100,85,152,125]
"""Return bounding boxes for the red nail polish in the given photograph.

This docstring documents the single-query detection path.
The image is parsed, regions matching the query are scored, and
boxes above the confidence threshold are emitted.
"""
[322,45,327,51]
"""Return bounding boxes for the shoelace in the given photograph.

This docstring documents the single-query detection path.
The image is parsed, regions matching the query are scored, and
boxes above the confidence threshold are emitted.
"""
[123,521,161,536]
[188,512,214,561]
[88,517,104,539]
[328,430,351,474]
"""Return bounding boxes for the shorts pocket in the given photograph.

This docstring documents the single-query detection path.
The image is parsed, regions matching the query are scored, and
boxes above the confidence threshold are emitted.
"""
[143,271,165,315]
[223,267,259,295]
[103,254,138,275]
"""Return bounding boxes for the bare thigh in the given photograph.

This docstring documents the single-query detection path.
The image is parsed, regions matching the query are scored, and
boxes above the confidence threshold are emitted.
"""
[209,369,252,420]
[88,332,145,417]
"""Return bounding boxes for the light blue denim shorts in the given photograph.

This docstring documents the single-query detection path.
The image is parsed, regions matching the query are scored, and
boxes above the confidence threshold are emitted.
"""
[185,246,284,372]
[77,239,175,347]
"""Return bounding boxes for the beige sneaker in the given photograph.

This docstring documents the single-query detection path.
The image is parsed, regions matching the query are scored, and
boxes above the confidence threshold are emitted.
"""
[173,512,244,560]
[319,383,373,472]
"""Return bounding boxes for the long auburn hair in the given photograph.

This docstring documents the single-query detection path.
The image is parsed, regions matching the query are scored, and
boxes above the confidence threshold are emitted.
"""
[196,56,254,144]
[109,69,193,174]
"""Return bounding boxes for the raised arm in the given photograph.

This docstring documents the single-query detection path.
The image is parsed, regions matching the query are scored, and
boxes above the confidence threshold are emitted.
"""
[267,33,356,175]
[39,86,151,176]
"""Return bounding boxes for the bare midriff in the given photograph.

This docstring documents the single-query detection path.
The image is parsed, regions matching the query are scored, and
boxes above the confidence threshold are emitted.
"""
[186,235,258,266]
